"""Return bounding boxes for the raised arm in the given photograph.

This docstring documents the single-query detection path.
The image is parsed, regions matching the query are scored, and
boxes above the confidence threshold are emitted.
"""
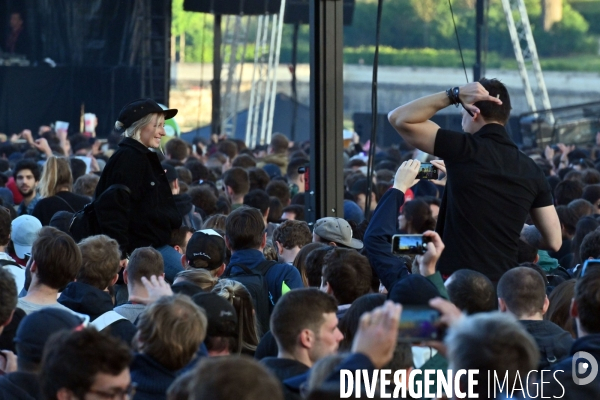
[387,82,502,154]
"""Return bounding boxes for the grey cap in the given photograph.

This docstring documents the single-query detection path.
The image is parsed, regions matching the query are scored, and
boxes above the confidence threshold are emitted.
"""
[313,217,364,250]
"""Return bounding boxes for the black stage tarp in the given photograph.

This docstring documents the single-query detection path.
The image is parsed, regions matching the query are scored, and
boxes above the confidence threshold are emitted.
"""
[0,66,141,135]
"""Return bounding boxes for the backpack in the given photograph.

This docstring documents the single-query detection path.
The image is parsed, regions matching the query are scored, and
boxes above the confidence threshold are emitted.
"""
[69,184,131,243]
[223,260,277,334]
[0,259,22,269]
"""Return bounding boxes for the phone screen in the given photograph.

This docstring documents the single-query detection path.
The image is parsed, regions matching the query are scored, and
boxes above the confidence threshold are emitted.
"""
[417,163,438,180]
[398,306,444,342]
[391,234,429,255]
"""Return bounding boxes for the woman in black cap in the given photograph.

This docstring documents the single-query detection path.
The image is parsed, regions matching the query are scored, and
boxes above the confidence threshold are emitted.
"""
[94,99,182,261]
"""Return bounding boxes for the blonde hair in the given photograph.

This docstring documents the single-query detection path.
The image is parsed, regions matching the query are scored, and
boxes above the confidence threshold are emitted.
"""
[174,268,219,291]
[135,295,207,371]
[116,113,163,142]
[77,234,121,290]
[38,156,73,198]
[213,279,260,354]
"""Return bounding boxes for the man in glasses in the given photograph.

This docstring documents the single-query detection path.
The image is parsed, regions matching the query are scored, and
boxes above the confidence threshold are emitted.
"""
[388,79,561,283]
[40,328,133,400]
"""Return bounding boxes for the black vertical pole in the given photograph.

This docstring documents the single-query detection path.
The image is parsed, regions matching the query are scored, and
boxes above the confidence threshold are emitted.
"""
[211,14,222,135]
[473,0,485,81]
[290,21,299,141]
[307,0,344,225]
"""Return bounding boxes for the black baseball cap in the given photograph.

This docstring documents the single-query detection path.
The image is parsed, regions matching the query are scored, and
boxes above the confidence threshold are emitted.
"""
[14,308,85,363]
[185,229,227,270]
[192,292,238,337]
[117,98,177,131]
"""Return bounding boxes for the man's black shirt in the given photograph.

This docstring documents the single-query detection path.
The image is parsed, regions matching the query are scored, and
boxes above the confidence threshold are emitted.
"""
[433,123,553,281]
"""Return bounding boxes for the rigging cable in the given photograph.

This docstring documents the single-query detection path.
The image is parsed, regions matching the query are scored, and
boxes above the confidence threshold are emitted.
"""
[448,0,469,83]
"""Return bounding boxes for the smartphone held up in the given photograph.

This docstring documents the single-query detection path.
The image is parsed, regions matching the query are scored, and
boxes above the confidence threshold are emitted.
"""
[391,234,431,255]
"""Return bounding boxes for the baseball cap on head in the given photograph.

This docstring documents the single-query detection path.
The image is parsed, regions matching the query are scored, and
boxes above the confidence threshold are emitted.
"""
[14,308,85,363]
[313,217,363,250]
[116,98,177,131]
[192,292,238,338]
[185,229,226,270]
[12,215,42,259]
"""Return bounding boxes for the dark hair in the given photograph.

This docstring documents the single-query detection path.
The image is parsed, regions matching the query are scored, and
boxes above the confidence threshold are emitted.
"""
[575,267,600,334]
[402,199,436,233]
[497,267,546,318]
[166,138,189,161]
[32,227,81,290]
[184,160,211,183]
[188,356,283,400]
[223,167,250,196]
[582,169,600,185]
[270,288,338,354]
[170,225,194,250]
[571,217,600,267]
[305,245,334,287]
[554,180,584,206]
[475,78,512,124]
[225,206,265,251]
[446,269,496,315]
[273,220,312,250]
[189,185,218,217]
[556,205,578,237]
[232,154,257,169]
[215,195,231,215]
[176,166,192,185]
[544,279,576,337]
[517,239,538,263]
[293,242,328,287]
[69,158,86,184]
[282,204,305,221]
[287,158,309,180]
[266,180,291,207]
[40,328,132,400]
[217,140,238,160]
[267,196,283,223]
[580,230,600,262]
[322,248,372,305]
[568,198,594,221]
[338,293,386,351]
[0,268,17,325]
[248,167,271,191]
[243,189,270,215]
[127,247,164,284]
[73,174,99,198]
[14,159,41,182]
[0,206,11,247]
[582,184,600,207]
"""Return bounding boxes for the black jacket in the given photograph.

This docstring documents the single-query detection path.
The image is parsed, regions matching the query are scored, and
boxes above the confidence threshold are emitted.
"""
[545,334,600,400]
[130,353,177,400]
[0,371,42,400]
[95,138,181,255]
[57,281,136,345]
[261,358,309,400]
[519,319,574,370]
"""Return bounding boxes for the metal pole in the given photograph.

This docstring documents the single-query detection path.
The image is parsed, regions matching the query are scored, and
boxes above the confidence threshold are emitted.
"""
[265,0,287,145]
[290,22,299,141]
[211,14,223,135]
[308,0,344,224]
[473,0,485,81]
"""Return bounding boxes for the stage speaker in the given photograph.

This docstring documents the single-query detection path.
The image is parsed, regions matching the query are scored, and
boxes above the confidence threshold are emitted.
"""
[184,0,281,15]
[284,0,355,25]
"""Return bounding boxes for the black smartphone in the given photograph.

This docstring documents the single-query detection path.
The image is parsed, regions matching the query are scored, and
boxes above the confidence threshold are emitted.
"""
[417,163,438,180]
[398,306,446,342]
[391,234,431,255]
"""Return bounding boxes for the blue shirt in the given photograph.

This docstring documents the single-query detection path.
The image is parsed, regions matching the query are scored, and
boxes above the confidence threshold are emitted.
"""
[17,193,40,216]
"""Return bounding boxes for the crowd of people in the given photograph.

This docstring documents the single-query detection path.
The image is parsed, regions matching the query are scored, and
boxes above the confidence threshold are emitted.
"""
[0,81,599,400]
